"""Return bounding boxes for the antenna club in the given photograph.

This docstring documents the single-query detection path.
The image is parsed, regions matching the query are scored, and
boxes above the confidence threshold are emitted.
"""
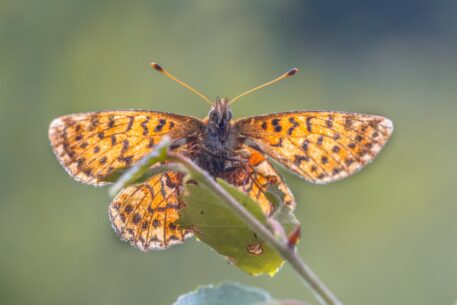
[149,62,212,105]
[230,67,299,105]
[287,68,299,76]
[150,62,164,72]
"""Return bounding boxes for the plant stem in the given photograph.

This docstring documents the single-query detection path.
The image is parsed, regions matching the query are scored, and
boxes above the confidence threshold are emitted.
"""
[167,152,344,305]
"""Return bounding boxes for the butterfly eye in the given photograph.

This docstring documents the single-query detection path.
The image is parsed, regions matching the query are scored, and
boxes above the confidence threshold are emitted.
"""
[227,110,233,121]
[208,109,218,121]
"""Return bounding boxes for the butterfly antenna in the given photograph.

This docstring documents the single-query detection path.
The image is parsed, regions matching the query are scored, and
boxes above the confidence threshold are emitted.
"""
[230,68,298,105]
[150,62,212,105]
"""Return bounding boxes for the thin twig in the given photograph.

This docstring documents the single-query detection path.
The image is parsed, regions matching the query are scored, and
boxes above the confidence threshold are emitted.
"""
[167,152,344,305]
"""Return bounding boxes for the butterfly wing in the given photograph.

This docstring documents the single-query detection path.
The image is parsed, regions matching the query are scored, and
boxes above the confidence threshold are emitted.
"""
[49,110,203,185]
[220,148,295,215]
[235,111,393,184]
[109,170,191,250]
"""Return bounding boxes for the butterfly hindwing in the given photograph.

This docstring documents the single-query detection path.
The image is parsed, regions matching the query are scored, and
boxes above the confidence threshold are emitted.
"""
[220,148,295,216]
[235,111,393,184]
[109,171,191,251]
[49,110,203,185]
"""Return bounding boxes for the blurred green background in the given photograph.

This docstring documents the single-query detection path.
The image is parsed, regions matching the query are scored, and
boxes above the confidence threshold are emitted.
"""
[1,1,456,305]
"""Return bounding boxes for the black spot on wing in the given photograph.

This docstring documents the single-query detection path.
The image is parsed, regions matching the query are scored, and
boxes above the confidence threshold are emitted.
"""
[306,117,313,132]
[141,117,150,135]
[154,119,166,132]
[288,117,300,135]
[126,116,134,132]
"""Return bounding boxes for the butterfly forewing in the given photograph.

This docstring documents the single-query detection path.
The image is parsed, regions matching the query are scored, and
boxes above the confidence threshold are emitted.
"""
[48,110,203,185]
[235,111,393,184]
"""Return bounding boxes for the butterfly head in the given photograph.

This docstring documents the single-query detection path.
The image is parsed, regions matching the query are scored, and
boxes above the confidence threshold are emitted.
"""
[206,97,233,142]
[208,97,232,126]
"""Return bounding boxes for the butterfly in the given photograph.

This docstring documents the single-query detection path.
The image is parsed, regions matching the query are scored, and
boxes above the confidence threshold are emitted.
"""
[49,63,393,251]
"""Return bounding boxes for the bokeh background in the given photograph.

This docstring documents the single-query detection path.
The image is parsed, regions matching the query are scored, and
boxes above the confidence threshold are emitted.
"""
[1,1,456,305]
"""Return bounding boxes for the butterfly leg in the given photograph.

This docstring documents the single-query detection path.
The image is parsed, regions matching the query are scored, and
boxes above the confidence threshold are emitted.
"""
[220,165,242,173]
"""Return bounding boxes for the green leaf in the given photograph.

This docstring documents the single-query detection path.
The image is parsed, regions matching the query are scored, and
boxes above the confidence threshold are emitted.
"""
[173,282,310,305]
[178,179,299,276]
[173,282,273,305]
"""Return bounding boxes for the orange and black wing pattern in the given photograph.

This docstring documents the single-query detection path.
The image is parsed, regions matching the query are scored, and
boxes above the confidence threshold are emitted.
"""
[109,171,191,251]
[235,111,393,184]
[220,148,295,216]
[49,110,203,185]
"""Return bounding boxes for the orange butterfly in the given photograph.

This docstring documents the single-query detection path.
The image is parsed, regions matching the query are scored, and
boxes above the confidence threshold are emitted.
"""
[49,63,393,251]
